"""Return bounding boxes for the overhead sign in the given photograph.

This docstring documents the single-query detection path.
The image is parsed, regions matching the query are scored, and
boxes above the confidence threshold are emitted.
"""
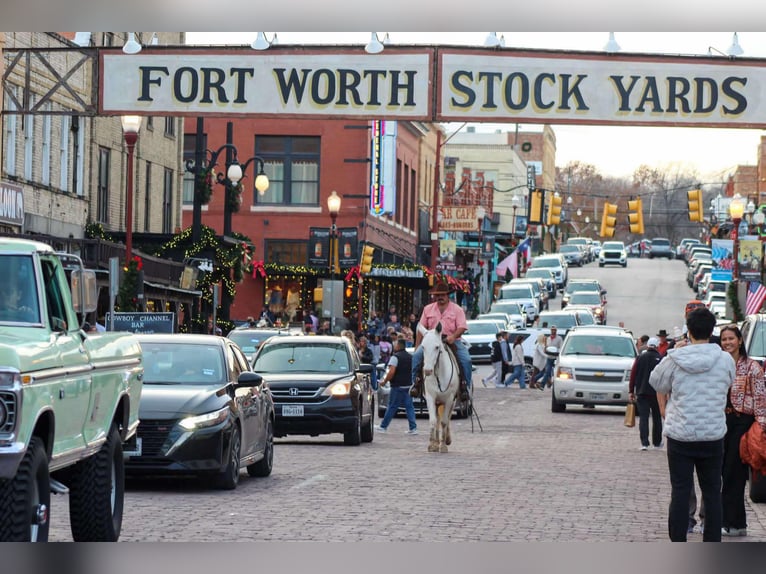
[99,47,766,127]
[0,181,24,226]
[105,312,175,334]
[438,205,483,232]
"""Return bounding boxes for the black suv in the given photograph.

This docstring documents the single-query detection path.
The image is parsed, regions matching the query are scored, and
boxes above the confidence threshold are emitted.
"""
[648,237,674,259]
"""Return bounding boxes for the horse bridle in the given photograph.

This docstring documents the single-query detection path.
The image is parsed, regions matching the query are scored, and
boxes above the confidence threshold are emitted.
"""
[431,342,458,394]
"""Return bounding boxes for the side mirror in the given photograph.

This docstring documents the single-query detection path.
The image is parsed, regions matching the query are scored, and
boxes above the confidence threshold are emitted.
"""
[545,345,560,357]
[237,371,264,387]
[358,363,373,374]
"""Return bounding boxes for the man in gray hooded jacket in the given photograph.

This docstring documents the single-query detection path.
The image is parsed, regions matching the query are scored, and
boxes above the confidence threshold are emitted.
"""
[649,307,735,542]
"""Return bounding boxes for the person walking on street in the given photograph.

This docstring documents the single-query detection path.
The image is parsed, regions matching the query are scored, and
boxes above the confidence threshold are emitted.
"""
[718,324,766,537]
[411,281,472,397]
[649,307,735,542]
[482,331,505,387]
[499,330,512,387]
[629,336,664,450]
[656,329,673,356]
[531,332,548,390]
[504,335,527,388]
[376,337,418,434]
[542,326,564,388]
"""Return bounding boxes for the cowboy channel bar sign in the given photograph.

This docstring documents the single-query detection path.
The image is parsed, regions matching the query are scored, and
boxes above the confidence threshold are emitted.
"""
[100,47,766,128]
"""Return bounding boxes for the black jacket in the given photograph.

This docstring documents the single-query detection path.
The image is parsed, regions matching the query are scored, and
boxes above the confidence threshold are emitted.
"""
[490,339,504,363]
[632,348,662,396]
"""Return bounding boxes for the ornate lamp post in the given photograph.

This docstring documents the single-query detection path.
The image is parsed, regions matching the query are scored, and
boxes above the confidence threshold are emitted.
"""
[327,190,342,279]
[120,115,142,262]
[222,154,269,236]
[511,194,521,237]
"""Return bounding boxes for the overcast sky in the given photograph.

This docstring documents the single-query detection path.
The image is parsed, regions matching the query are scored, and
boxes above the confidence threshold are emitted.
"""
[186,32,766,182]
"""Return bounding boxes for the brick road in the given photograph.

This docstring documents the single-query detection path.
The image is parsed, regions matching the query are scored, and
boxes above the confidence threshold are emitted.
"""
[48,374,766,542]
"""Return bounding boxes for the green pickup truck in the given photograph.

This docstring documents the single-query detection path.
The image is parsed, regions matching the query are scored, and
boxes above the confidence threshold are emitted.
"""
[0,238,143,541]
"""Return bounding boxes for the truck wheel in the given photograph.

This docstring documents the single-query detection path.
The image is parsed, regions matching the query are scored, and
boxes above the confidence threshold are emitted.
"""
[0,436,50,542]
[344,410,362,446]
[215,426,241,490]
[247,420,273,477]
[68,425,124,541]
[551,388,566,413]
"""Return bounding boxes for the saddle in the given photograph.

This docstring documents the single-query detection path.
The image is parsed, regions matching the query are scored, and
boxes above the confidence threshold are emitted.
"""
[410,337,470,401]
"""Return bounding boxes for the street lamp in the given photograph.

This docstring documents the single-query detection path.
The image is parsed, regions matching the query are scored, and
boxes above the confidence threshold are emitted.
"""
[511,194,521,237]
[327,190,342,279]
[222,154,270,236]
[120,115,142,262]
[729,193,746,280]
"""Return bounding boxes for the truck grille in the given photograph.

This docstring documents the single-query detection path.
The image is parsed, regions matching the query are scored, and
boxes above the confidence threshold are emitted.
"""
[0,391,17,433]
[271,386,327,404]
[136,419,176,457]
[575,370,626,384]
[603,252,621,260]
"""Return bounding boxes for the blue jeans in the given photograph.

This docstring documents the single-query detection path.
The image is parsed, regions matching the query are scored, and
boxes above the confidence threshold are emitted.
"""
[505,364,526,388]
[380,386,417,430]
[666,437,723,542]
[411,339,473,388]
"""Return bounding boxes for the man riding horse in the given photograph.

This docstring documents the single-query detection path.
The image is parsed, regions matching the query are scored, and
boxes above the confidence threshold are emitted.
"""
[411,280,472,399]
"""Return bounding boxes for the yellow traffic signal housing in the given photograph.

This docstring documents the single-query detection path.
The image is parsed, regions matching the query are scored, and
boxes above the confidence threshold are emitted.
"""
[359,244,375,274]
[600,202,617,238]
[529,189,544,224]
[627,197,644,235]
[546,193,562,226]
[687,189,704,222]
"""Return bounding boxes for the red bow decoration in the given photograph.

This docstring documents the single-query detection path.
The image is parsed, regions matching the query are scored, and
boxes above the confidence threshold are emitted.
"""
[251,260,266,278]
[345,266,361,282]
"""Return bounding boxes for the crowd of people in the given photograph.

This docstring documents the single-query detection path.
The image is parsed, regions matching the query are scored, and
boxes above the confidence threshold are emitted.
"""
[629,306,766,542]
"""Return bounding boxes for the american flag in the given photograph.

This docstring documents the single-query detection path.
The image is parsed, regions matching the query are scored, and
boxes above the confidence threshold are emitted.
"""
[746,281,766,315]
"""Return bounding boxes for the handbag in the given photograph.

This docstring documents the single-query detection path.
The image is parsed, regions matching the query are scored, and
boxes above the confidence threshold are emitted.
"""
[740,420,766,475]
[624,401,636,428]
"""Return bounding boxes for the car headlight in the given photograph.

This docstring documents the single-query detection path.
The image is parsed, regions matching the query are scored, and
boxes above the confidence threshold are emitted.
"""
[323,379,353,397]
[0,371,21,387]
[593,308,603,315]
[179,406,230,430]
[556,366,573,380]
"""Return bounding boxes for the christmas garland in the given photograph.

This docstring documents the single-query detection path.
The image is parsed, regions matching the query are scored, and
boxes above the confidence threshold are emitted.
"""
[728,281,744,322]
[198,167,216,205]
[227,185,243,213]
[117,255,143,311]
[84,221,115,242]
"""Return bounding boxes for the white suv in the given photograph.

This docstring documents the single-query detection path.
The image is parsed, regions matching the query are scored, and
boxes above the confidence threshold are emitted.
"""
[529,253,568,289]
[497,283,538,324]
[598,241,628,267]
[548,325,637,412]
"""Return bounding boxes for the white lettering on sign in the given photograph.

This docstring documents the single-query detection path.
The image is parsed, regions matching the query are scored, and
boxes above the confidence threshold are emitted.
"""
[0,181,24,226]
[438,205,483,232]
[101,53,431,119]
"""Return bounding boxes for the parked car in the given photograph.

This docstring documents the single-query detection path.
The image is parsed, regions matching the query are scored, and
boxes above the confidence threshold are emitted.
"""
[535,309,582,336]
[548,325,637,412]
[568,290,607,324]
[561,278,606,309]
[126,334,274,490]
[560,304,598,326]
[599,241,628,267]
[227,327,294,364]
[566,237,594,263]
[464,319,502,363]
[510,277,549,311]
[677,238,701,260]
[558,244,584,267]
[524,267,557,299]
[497,283,539,324]
[591,240,602,257]
[705,292,727,319]
[485,302,528,329]
[648,237,674,259]
[251,335,375,445]
[530,253,568,289]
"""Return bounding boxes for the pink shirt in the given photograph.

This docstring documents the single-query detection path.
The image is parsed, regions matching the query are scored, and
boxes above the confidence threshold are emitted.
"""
[420,301,468,338]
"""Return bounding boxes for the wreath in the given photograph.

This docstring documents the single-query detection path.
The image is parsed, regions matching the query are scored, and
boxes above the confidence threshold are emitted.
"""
[521,142,533,152]
[227,185,243,213]
[198,167,216,205]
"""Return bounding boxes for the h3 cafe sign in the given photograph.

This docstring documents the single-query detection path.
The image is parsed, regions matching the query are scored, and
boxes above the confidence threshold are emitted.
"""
[101,47,766,127]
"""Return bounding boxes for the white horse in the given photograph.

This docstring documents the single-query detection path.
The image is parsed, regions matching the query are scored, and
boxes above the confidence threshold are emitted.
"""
[419,322,460,453]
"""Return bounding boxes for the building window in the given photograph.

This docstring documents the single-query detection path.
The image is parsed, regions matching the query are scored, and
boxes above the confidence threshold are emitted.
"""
[4,88,17,176]
[59,114,70,191]
[162,167,173,233]
[264,240,308,266]
[75,116,85,196]
[41,103,52,186]
[97,147,110,223]
[182,132,206,205]
[144,161,152,232]
[164,117,175,137]
[24,96,34,181]
[255,136,320,206]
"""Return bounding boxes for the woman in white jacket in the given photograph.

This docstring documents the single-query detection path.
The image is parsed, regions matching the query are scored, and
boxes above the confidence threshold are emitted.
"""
[649,307,735,542]
[531,333,548,389]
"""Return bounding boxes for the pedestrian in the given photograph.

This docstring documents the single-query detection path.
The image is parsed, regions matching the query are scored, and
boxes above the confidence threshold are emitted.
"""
[629,336,664,450]
[656,329,672,356]
[375,337,418,435]
[531,332,548,390]
[504,334,527,388]
[317,319,332,335]
[542,326,564,388]
[499,330,512,388]
[400,319,414,347]
[649,307,735,542]
[357,335,378,390]
[718,324,766,537]
[386,313,402,333]
[410,281,472,399]
[636,334,650,354]
[482,331,505,387]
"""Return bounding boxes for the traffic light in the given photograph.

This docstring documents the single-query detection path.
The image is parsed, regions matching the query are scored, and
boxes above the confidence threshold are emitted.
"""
[546,193,562,226]
[687,189,704,222]
[528,188,544,224]
[359,244,375,274]
[627,197,644,235]
[600,202,617,238]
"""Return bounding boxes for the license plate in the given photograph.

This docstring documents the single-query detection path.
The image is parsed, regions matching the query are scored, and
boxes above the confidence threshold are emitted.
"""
[590,392,606,400]
[123,437,142,457]
[282,405,304,417]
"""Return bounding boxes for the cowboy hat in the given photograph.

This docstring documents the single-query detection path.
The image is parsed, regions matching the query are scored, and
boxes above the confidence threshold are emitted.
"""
[657,329,669,337]
[429,280,451,295]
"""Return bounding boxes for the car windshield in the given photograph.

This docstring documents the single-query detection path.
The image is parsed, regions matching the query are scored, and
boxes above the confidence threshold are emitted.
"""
[525,269,553,280]
[602,242,624,250]
[652,239,670,247]
[253,342,350,373]
[570,292,602,305]
[0,254,41,324]
[467,322,499,335]
[227,329,285,354]
[563,335,636,358]
[571,310,596,325]
[531,258,558,268]
[559,245,580,253]
[566,282,599,295]
[490,303,522,315]
[538,313,578,329]
[141,342,226,385]
[500,288,532,299]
